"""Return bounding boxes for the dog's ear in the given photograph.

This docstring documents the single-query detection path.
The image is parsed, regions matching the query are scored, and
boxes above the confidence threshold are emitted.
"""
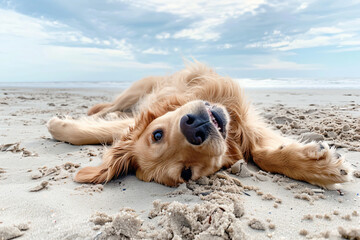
[74,140,136,184]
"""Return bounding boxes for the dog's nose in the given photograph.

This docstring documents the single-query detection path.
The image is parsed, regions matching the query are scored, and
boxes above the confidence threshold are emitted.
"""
[180,113,210,145]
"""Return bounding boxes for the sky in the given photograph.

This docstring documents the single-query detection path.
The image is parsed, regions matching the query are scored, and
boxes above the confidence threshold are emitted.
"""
[0,0,360,82]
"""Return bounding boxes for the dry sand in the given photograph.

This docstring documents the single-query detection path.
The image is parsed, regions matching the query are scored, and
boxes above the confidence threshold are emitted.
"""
[0,87,359,239]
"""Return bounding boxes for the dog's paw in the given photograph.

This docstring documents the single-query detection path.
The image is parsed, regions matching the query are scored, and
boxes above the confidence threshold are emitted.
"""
[47,117,72,143]
[303,142,352,189]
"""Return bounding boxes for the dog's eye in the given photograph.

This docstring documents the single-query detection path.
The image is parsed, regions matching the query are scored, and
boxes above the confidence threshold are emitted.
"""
[152,130,163,142]
[181,167,192,181]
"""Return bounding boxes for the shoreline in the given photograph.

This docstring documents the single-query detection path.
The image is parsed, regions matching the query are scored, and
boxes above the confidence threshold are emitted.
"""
[2,79,360,90]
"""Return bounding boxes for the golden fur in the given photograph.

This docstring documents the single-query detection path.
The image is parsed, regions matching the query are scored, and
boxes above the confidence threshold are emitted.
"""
[47,62,352,189]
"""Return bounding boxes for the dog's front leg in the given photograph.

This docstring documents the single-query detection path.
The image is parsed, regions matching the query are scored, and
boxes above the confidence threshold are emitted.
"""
[47,117,134,145]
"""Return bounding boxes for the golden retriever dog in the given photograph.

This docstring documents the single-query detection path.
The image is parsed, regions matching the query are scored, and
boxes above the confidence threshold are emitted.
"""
[47,62,351,189]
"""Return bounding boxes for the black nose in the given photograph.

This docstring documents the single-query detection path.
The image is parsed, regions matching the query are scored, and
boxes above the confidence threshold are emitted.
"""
[180,113,210,145]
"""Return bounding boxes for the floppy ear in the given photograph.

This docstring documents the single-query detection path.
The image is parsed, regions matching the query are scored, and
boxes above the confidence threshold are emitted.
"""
[74,140,136,184]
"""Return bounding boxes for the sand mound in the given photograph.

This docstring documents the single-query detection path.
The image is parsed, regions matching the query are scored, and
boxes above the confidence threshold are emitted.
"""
[261,105,360,151]
[0,226,23,240]
[0,224,29,240]
[90,212,112,226]
[87,172,252,239]
[139,172,251,239]
[90,208,143,239]
[142,200,248,240]
[338,227,360,240]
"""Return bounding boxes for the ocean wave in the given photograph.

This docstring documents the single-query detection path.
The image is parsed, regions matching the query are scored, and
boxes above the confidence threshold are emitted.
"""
[0,78,359,89]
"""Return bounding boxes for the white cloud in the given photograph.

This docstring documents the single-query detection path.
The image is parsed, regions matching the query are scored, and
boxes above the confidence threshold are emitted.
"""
[307,27,343,35]
[217,43,233,49]
[120,0,267,18]
[103,40,111,45]
[173,27,218,41]
[252,59,321,70]
[278,34,354,51]
[0,9,51,40]
[246,18,360,51]
[44,46,172,69]
[0,8,133,56]
[120,0,267,41]
[142,47,169,55]
[296,2,308,11]
[173,18,224,41]
[328,46,360,52]
[0,8,172,81]
[155,32,170,39]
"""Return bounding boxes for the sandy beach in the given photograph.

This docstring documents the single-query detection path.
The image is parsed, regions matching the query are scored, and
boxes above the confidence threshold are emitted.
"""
[0,87,359,239]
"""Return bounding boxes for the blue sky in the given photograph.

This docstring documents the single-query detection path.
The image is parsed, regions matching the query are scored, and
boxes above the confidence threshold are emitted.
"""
[0,0,360,82]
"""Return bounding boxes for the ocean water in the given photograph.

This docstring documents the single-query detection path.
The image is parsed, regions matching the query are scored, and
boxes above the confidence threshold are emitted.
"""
[0,81,134,89]
[0,78,360,89]
[237,78,360,89]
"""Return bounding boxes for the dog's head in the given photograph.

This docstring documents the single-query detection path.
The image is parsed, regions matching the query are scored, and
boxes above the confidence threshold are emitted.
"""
[75,99,230,186]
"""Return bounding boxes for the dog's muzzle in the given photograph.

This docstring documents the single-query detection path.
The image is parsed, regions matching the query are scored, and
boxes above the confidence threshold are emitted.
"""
[180,103,227,145]
[180,112,210,145]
